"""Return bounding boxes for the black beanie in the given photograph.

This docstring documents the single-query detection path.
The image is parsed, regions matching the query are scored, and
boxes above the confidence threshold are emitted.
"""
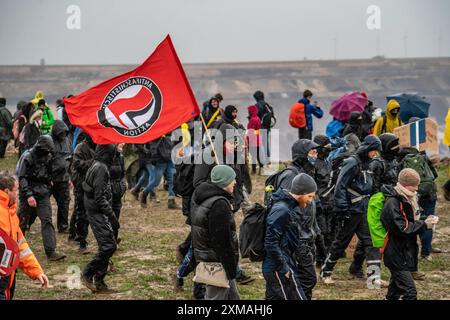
[290,173,317,195]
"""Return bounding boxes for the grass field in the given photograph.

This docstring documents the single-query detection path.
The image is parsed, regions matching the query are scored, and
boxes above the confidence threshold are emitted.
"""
[1,153,449,300]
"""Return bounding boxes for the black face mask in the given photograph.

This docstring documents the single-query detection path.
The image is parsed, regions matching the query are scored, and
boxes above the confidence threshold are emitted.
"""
[390,109,400,116]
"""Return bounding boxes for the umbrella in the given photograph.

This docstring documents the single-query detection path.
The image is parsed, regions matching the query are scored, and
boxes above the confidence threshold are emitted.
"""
[386,93,430,123]
[329,92,368,122]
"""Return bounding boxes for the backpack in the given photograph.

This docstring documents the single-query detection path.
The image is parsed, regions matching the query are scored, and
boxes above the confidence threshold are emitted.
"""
[402,153,436,198]
[264,166,299,206]
[326,119,345,138]
[173,161,196,197]
[239,203,269,262]
[289,102,307,129]
[367,192,408,254]
[12,115,26,143]
[261,103,276,129]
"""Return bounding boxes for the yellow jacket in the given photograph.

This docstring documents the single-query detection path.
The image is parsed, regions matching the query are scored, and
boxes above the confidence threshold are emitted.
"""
[374,99,403,136]
[0,190,43,299]
[444,108,450,146]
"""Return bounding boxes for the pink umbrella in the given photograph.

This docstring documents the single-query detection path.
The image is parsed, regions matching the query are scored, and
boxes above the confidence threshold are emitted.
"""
[330,92,368,122]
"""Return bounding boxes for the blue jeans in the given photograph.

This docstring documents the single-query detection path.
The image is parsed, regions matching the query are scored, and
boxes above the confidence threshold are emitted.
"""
[143,161,175,198]
[134,164,153,193]
[419,198,437,257]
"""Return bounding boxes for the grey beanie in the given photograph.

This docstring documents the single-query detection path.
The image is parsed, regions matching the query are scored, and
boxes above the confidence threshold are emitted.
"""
[290,173,317,195]
[211,165,236,188]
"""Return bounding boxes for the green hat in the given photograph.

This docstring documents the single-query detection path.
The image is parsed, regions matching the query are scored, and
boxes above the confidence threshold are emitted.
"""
[211,165,236,188]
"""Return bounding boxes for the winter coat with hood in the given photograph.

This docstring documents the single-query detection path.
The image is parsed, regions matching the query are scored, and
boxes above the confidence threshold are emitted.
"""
[83,145,117,225]
[190,181,238,280]
[380,184,426,271]
[313,135,333,209]
[373,100,402,136]
[342,112,363,140]
[202,98,223,129]
[16,135,55,200]
[71,132,96,186]
[298,97,324,132]
[246,104,261,147]
[444,108,450,147]
[0,97,13,141]
[23,110,42,150]
[50,120,72,182]
[254,91,274,129]
[36,104,55,135]
[110,148,126,198]
[263,188,315,274]
[334,135,382,215]
[370,133,401,192]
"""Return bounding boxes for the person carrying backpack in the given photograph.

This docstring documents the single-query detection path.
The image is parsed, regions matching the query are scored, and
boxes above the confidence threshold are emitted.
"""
[263,173,318,300]
[253,91,275,159]
[320,135,382,284]
[380,168,438,300]
[295,90,323,140]
[373,99,402,136]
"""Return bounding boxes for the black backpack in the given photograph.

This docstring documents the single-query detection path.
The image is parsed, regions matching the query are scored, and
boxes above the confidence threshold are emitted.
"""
[261,103,276,129]
[173,161,196,197]
[263,166,299,206]
[239,202,270,262]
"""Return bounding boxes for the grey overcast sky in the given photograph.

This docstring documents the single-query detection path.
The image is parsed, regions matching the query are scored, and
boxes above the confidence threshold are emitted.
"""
[0,0,449,65]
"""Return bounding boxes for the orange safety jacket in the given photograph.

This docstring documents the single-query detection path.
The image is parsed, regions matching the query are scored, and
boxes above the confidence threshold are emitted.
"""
[0,190,43,300]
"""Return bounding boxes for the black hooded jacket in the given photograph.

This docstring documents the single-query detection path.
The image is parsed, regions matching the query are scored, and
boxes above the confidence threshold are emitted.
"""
[342,112,363,139]
[190,181,238,280]
[83,145,117,226]
[110,148,126,198]
[334,135,381,214]
[381,185,426,271]
[71,132,96,186]
[369,133,400,192]
[253,91,274,129]
[17,135,55,199]
[50,120,72,182]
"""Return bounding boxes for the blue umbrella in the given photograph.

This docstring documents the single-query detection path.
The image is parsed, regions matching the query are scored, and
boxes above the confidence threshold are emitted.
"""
[386,93,430,123]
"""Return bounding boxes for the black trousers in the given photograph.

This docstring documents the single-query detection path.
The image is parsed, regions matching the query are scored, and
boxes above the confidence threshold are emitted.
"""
[0,139,8,158]
[297,247,317,300]
[321,212,380,277]
[69,185,89,247]
[19,195,57,256]
[263,271,307,300]
[112,194,123,241]
[386,270,417,300]
[83,211,117,281]
[51,181,70,232]
[298,128,312,140]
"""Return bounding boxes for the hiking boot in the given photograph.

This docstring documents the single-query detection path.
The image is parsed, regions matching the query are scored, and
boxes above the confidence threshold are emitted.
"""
[321,275,335,285]
[349,265,365,279]
[412,271,426,281]
[174,275,184,292]
[431,247,442,254]
[94,279,117,294]
[236,270,254,285]
[422,255,433,262]
[130,188,140,201]
[79,245,91,255]
[140,192,148,209]
[168,198,179,210]
[47,252,67,261]
[81,274,96,293]
[149,192,160,204]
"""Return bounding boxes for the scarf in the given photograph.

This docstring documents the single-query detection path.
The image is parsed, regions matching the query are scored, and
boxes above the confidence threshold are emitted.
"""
[394,182,420,220]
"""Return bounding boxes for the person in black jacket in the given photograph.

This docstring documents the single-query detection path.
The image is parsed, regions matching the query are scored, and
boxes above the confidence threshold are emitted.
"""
[191,165,240,300]
[320,135,382,284]
[68,131,95,253]
[361,100,375,139]
[381,168,438,300]
[0,97,13,158]
[262,173,318,300]
[110,143,126,242]
[17,135,66,261]
[342,112,363,140]
[81,144,119,294]
[49,120,72,233]
[253,90,275,158]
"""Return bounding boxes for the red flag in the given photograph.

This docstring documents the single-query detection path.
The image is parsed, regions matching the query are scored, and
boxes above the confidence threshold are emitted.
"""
[64,35,200,144]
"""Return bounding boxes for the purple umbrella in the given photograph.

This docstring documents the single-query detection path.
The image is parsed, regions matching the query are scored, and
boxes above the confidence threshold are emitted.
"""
[330,92,368,122]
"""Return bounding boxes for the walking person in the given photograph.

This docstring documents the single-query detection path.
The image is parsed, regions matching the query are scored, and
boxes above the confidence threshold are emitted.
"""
[297,90,323,140]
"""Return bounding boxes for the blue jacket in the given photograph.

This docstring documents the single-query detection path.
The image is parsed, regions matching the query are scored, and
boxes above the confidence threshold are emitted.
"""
[262,189,304,275]
[298,98,324,131]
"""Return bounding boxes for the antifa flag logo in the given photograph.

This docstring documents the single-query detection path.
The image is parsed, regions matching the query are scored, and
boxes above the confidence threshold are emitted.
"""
[97,76,163,137]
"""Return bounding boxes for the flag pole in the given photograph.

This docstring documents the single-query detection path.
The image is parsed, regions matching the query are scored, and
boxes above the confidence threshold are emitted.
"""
[199,112,220,165]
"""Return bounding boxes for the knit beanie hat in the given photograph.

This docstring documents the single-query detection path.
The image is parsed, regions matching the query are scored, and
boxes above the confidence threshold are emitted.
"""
[211,165,236,188]
[290,173,317,195]
[398,168,421,187]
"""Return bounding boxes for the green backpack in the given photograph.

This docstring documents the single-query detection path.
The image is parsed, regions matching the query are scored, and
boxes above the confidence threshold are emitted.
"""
[402,153,436,198]
[367,192,387,249]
